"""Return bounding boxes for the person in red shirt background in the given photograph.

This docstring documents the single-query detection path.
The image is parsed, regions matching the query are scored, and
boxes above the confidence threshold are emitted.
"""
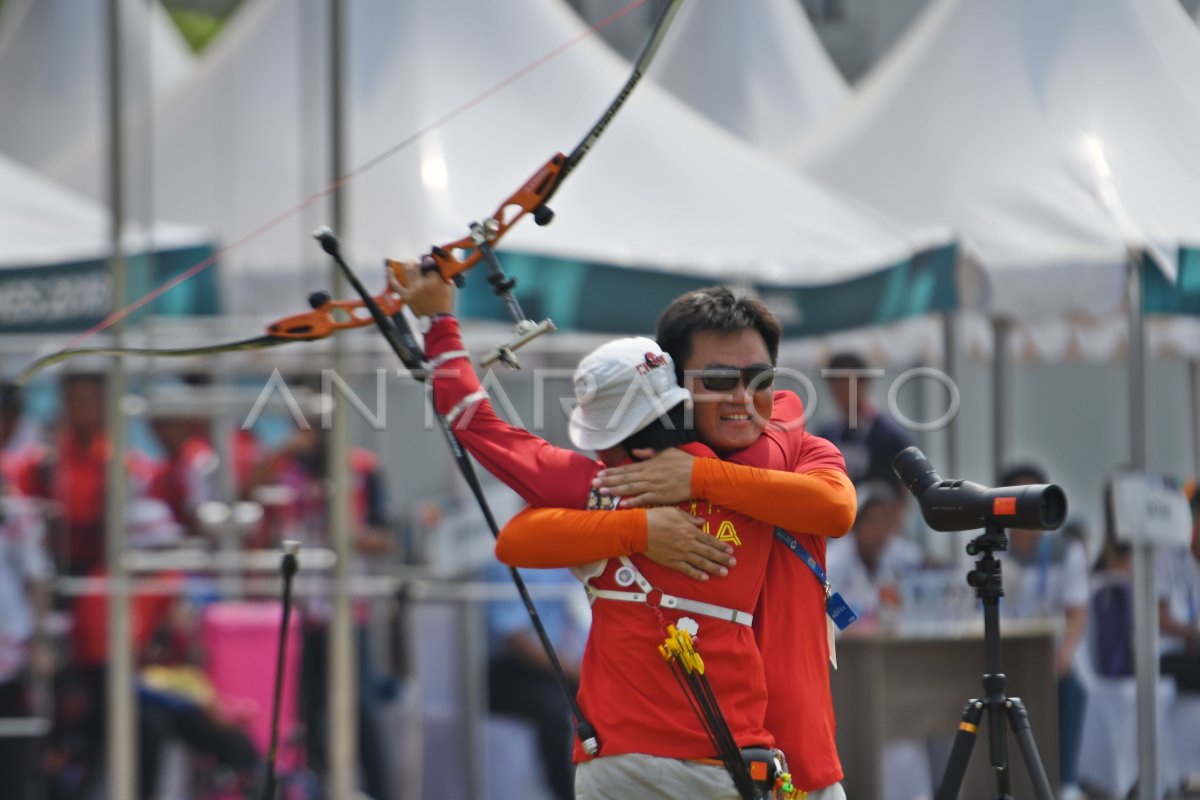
[15,372,158,577]
[148,411,218,538]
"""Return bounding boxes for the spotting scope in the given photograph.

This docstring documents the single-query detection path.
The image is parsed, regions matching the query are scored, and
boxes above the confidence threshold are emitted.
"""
[892,447,1067,532]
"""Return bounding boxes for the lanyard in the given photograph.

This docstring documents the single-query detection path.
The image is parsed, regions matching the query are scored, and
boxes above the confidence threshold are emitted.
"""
[774,528,829,586]
[773,528,857,631]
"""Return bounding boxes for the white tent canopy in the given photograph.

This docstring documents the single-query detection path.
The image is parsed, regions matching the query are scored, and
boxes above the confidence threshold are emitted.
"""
[647,0,848,150]
[0,0,193,171]
[48,0,947,322]
[788,0,1200,324]
[0,153,202,267]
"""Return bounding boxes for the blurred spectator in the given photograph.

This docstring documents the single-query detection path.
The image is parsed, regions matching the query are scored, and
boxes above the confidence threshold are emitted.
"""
[251,416,394,800]
[0,384,42,485]
[816,351,915,491]
[232,428,261,500]
[0,384,23,451]
[61,498,259,799]
[0,482,52,800]
[1089,483,1133,679]
[485,560,586,800]
[1157,487,1200,694]
[148,411,218,537]
[825,480,921,624]
[999,463,1088,800]
[14,372,157,576]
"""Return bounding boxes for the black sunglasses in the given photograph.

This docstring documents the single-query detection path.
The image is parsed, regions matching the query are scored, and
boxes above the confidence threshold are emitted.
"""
[694,364,776,392]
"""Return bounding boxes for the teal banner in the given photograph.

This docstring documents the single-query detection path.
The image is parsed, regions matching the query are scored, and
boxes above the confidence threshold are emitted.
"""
[457,242,959,338]
[1143,247,1200,317]
[0,245,219,333]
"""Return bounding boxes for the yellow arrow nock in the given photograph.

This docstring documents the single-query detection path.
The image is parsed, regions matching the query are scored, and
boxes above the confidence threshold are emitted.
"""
[661,624,705,675]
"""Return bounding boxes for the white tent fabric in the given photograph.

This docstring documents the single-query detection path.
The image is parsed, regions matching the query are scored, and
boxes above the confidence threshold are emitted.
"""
[0,153,203,268]
[647,0,848,150]
[47,0,339,307]
[787,0,1200,323]
[0,152,211,334]
[0,0,194,171]
[47,0,944,318]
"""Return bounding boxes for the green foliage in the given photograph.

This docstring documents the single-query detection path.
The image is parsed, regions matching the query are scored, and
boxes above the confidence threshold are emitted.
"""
[166,7,226,54]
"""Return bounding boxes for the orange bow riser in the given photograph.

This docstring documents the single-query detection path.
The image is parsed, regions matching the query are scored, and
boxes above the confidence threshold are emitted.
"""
[265,153,566,342]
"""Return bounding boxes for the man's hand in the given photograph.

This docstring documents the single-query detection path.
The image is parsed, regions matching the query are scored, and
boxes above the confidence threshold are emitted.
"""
[594,447,696,508]
[390,258,455,318]
[643,506,735,581]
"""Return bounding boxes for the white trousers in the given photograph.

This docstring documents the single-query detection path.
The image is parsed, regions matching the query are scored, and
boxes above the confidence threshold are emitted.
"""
[575,753,846,800]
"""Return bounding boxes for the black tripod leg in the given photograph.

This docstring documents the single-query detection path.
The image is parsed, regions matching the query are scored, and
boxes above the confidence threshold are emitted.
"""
[936,700,984,800]
[1005,697,1055,800]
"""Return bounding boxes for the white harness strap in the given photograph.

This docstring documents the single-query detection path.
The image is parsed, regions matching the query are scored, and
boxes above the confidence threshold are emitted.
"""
[585,556,753,627]
[444,390,488,426]
[428,349,471,368]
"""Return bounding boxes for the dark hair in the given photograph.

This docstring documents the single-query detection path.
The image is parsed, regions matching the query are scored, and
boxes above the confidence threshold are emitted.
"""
[63,371,106,390]
[620,401,697,456]
[0,383,22,419]
[1099,479,1131,570]
[857,480,899,517]
[655,287,781,383]
[827,352,869,372]
[1000,462,1048,486]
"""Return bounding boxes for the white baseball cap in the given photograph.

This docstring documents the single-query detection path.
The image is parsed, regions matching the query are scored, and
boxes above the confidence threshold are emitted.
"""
[568,337,692,452]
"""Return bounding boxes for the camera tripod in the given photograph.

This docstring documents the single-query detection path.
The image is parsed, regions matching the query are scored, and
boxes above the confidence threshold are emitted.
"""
[935,527,1055,800]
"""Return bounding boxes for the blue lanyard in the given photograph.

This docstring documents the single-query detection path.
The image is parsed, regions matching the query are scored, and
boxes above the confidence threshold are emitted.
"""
[773,528,858,631]
[774,528,830,587]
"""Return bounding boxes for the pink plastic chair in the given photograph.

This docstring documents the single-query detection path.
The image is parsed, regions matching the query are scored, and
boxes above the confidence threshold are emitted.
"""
[202,601,304,775]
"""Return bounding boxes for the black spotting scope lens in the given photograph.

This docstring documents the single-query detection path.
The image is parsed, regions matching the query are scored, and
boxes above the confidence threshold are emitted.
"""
[892,446,941,498]
[891,447,1068,532]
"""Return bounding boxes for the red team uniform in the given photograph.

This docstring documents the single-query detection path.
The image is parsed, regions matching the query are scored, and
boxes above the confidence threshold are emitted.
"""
[425,317,853,786]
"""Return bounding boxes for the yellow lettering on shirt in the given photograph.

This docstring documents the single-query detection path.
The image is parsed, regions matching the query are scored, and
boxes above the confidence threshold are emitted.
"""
[689,500,738,546]
[715,520,741,547]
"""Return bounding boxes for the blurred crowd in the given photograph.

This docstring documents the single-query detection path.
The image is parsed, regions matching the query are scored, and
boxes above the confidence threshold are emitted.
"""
[0,371,406,800]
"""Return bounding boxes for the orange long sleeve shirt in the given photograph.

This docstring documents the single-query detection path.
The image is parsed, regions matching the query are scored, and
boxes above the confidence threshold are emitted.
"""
[495,462,853,567]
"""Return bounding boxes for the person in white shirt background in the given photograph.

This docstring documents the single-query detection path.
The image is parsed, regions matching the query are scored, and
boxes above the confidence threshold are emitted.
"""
[1157,487,1200,694]
[998,463,1089,800]
[826,480,923,625]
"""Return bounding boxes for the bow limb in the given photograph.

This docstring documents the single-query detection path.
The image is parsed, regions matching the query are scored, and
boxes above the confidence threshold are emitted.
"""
[14,287,400,385]
[389,0,686,281]
[15,335,287,386]
[553,0,685,196]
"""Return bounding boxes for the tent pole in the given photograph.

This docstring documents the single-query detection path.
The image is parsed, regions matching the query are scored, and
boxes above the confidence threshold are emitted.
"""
[1128,250,1159,800]
[990,315,1010,483]
[941,311,959,477]
[1191,359,1200,479]
[104,0,136,798]
[327,1,358,798]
